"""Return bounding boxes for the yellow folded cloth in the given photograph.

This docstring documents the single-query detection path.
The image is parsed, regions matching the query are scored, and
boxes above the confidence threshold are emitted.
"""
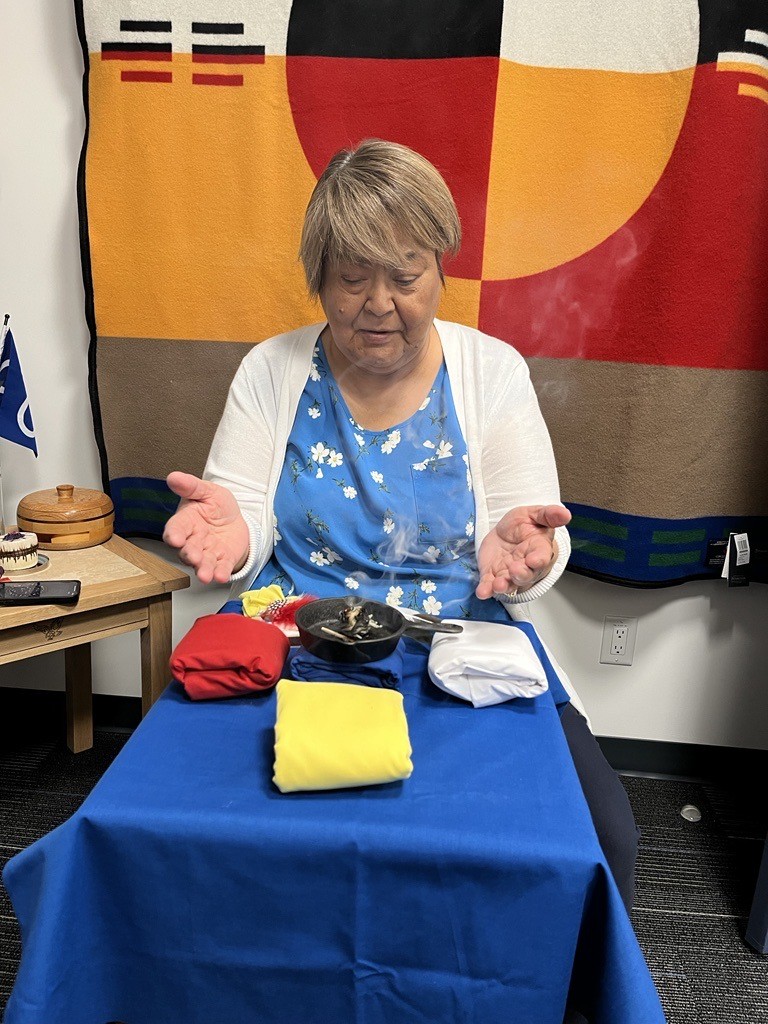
[273,679,413,793]
[240,584,285,618]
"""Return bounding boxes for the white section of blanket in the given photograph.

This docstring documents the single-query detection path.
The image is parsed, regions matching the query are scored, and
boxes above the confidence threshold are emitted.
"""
[427,620,549,708]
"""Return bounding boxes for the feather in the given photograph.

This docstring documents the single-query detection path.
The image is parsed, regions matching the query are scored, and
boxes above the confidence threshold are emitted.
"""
[261,594,317,629]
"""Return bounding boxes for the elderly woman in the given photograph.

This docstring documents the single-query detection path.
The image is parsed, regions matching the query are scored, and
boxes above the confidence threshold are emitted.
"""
[163,139,638,914]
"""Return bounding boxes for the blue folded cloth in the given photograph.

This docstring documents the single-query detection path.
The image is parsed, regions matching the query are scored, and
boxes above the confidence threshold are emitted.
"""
[288,643,404,689]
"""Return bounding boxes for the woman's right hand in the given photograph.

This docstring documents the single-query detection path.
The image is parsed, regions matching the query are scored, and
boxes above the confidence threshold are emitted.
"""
[163,472,250,584]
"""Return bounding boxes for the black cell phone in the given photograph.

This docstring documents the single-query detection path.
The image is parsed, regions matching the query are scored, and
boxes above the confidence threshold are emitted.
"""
[0,580,81,605]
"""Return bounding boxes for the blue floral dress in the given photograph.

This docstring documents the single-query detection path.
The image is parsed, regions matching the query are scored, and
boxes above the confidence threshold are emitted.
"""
[244,337,508,622]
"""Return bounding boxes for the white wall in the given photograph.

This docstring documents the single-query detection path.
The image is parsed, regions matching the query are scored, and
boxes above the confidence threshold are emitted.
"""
[1,1,766,749]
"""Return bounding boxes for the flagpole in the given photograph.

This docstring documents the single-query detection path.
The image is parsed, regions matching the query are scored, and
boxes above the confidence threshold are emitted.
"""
[0,314,9,534]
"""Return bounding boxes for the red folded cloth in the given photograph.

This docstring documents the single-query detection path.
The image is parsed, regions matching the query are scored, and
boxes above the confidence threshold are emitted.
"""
[170,614,290,700]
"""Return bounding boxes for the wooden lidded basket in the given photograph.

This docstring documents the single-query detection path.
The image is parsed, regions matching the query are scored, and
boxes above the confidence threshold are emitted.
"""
[17,483,114,550]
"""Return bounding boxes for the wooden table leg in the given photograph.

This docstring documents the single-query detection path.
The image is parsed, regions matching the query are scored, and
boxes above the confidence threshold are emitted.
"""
[140,594,173,717]
[65,643,93,753]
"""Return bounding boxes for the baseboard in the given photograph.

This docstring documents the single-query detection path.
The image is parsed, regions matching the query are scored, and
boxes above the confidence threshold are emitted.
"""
[0,685,141,738]
[2,686,766,779]
[597,734,768,781]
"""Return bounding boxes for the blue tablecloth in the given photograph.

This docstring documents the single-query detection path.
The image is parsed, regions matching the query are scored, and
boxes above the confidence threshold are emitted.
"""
[3,646,665,1024]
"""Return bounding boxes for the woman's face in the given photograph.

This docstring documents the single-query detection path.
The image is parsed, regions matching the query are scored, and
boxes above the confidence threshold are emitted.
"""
[320,246,442,377]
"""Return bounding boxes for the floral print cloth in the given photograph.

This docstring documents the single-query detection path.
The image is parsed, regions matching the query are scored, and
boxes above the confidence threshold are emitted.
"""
[245,337,508,621]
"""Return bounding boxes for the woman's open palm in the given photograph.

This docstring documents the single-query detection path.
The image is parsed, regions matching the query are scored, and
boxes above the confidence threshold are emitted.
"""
[163,472,249,584]
[475,504,571,599]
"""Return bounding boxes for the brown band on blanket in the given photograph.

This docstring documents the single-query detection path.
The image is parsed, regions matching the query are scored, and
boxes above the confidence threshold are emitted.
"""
[530,357,768,519]
[96,336,250,480]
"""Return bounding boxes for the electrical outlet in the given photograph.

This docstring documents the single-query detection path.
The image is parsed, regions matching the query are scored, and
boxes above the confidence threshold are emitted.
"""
[611,625,629,656]
[599,616,638,666]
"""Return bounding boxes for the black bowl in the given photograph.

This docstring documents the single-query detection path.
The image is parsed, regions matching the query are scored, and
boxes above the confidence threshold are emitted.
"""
[294,597,405,664]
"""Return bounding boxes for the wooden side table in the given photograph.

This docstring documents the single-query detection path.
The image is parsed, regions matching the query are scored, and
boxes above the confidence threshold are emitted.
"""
[0,535,190,752]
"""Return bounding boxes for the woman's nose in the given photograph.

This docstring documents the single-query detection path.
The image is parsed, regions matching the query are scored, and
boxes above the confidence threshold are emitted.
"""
[364,280,395,316]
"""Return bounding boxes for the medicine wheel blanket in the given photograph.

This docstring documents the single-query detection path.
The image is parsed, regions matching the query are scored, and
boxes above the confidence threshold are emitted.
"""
[75,0,768,585]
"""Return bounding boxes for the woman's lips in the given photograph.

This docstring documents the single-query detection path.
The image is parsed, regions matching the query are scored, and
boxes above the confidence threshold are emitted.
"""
[359,329,396,341]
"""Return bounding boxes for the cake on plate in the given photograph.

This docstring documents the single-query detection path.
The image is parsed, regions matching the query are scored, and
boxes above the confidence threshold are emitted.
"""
[0,531,39,570]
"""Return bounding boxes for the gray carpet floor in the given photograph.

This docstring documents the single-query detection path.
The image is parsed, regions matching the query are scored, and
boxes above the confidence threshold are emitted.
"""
[1,732,767,1022]
[623,773,768,1022]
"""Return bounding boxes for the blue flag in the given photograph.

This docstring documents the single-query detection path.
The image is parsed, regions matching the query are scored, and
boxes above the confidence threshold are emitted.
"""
[0,326,38,456]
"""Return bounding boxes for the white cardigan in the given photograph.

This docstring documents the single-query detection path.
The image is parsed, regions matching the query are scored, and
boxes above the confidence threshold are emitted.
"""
[205,319,571,603]
[205,320,584,712]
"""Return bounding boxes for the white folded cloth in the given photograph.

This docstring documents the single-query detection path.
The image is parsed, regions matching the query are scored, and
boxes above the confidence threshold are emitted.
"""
[427,620,548,707]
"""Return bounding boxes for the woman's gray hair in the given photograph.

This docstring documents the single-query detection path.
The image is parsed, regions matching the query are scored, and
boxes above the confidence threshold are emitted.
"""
[299,139,461,297]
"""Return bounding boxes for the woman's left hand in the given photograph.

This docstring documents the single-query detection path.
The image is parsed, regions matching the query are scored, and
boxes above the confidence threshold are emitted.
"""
[475,504,572,600]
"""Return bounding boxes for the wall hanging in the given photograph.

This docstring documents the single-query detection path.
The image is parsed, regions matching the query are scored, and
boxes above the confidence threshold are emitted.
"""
[75,0,768,585]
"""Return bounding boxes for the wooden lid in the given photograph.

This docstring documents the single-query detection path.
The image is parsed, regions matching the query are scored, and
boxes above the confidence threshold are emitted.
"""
[17,483,114,524]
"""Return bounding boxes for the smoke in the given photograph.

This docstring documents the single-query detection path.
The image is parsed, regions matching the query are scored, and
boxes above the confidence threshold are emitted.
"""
[527,223,642,371]
[375,517,422,567]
